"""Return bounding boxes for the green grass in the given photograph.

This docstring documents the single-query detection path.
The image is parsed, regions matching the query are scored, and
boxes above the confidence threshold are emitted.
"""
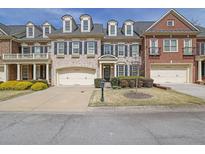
[0,90,33,101]
[89,88,205,107]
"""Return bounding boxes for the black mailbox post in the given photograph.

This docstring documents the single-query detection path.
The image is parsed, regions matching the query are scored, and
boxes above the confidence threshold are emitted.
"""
[100,80,105,102]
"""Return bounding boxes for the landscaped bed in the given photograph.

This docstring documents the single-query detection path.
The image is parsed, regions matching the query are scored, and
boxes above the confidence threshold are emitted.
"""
[89,88,205,107]
[0,90,33,101]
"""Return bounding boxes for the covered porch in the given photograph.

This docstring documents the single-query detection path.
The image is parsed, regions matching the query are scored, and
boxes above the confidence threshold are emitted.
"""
[196,55,205,82]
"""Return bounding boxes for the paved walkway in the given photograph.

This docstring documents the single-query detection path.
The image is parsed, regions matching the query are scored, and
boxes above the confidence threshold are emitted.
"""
[0,86,94,112]
[162,83,205,100]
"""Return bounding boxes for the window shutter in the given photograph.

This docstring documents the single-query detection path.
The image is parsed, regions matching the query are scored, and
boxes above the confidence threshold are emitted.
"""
[84,41,87,54]
[54,42,57,55]
[32,47,35,53]
[101,44,104,55]
[95,41,97,54]
[111,45,113,55]
[125,45,128,57]
[64,42,67,55]
[130,65,132,76]
[116,65,119,77]
[125,65,128,76]
[69,42,72,55]
[45,46,48,53]
[40,46,43,53]
[130,45,132,57]
[115,45,118,57]
[79,42,82,54]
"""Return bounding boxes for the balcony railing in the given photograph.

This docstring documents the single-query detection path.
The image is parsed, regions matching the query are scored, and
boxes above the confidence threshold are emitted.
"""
[148,47,160,56]
[2,53,50,60]
[182,47,196,56]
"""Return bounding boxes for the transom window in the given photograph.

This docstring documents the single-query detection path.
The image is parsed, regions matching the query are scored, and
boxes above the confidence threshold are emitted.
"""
[72,42,80,54]
[65,20,71,32]
[110,25,116,35]
[104,44,111,55]
[83,20,89,31]
[28,27,33,37]
[118,44,125,56]
[118,65,125,76]
[87,41,95,54]
[131,44,139,57]
[131,65,139,76]
[164,39,177,52]
[126,25,132,35]
[167,20,175,26]
[57,42,64,54]
[184,39,192,55]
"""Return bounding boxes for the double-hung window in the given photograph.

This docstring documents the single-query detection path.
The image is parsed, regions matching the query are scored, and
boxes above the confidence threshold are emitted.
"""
[118,65,125,76]
[83,20,89,31]
[132,44,139,57]
[200,43,205,55]
[164,39,177,52]
[35,46,41,53]
[65,20,71,32]
[131,65,139,76]
[57,42,64,55]
[72,42,80,54]
[110,25,116,36]
[150,39,158,55]
[45,27,50,35]
[118,44,125,56]
[184,39,192,55]
[126,25,132,36]
[87,41,95,55]
[28,27,33,37]
[104,44,111,55]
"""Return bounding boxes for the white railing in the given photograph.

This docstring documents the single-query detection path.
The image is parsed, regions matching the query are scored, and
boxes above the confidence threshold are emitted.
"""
[2,53,50,60]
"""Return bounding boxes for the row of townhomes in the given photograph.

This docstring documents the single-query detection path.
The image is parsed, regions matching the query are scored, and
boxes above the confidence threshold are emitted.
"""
[0,9,205,86]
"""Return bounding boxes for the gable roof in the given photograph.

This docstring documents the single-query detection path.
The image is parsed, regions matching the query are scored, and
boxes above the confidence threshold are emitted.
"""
[0,23,10,35]
[145,9,199,32]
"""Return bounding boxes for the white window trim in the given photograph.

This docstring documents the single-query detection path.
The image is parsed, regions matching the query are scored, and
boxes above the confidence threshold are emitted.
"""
[131,43,140,57]
[163,39,178,52]
[43,25,51,38]
[63,19,72,33]
[125,24,133,36]
[72,42,80,55]
[26,26,34,38]
[118,65,125,76]
[118,43,125,57]
[109,24,117,36]
[87,41,95,55]
[132,65,139,76]
[104,43,112,55]
[57,42,64,55]
[81,19,90,32]
[184,39,192,48]
[167,20,175,27]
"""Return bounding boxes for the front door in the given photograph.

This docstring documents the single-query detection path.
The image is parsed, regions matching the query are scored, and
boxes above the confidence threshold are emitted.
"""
[103,65,110,81]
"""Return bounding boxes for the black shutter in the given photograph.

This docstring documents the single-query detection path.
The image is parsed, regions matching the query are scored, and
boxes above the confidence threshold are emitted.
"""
[130,45,132,57]
[40,46,43,53]
[69,42,72,55]
[79,42,82,54]
[116,65,119,77]
[111,45,113,55]
[54,42,57,55]
[32,47,35,53]
[130,65,133,76]
[115,45,118,57]
[95,41,97,54]
[45,46,48,53]
[84,41,87,54]
[64,42,67,55]
[101,44,104,55]
[125,45,128,57]
[125,65,128,76]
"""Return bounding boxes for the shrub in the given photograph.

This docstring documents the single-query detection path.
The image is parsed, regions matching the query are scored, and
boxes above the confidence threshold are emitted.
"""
[120,79,129,88]
[141,78,154,88]
[14,81,33,90]
[29,80,48,86]
[129,80,136,88]
[31,82,48,91]
[111,77,119,87]
[0,81,18,90]
[94,78,102,88]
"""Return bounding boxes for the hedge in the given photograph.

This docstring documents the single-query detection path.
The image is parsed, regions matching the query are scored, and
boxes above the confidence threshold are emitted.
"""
[14,81,33,90]
[0,81,19,90]
[31,82,48,91]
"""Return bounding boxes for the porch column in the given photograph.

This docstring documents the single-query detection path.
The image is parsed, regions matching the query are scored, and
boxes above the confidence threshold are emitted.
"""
[4,64,8,82]
[99,63,102,78]
[17,64,20,80]
[46,63,49,83]
[33,64,36,80]
[114,63,117,77]
[198,60,202,81]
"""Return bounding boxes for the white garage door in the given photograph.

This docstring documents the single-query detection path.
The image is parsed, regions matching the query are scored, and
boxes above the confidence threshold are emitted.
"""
[58,67,96,86]
[151,66,189,83]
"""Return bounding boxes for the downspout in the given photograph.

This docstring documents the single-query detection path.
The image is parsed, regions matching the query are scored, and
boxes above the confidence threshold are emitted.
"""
[143,35,147,78]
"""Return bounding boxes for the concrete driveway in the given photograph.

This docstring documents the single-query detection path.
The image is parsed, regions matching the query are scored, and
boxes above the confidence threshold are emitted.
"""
[0,86,94,112]
[162,83,205,100]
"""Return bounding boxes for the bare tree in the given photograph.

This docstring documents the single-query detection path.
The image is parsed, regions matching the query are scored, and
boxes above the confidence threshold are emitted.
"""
[191,18,201,26]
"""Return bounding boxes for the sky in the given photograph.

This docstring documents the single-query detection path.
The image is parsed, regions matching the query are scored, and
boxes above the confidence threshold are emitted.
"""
[0,8,205,28]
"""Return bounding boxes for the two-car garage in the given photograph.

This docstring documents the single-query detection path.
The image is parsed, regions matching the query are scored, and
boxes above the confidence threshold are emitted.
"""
[150,64,192,83]
[57,67,96,86]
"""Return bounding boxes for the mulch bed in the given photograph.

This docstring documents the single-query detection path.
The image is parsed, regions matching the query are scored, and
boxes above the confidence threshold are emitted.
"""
[124,92,153,99]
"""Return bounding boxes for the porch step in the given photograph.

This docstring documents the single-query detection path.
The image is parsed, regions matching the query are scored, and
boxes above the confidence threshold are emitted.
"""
[104,82,111,88]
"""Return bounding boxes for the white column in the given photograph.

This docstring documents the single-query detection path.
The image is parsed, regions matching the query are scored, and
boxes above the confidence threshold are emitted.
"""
[33,64,36,80]
[99,63,102,78]
[4,64,8,82]
[17,64,20,80]
[114,63,117,77]
[198,60,202,81]
[46,63,49,83]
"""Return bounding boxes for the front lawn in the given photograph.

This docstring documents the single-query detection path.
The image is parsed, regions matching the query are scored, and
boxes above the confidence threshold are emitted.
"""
[0,90,33,101]
[89,88,205,107]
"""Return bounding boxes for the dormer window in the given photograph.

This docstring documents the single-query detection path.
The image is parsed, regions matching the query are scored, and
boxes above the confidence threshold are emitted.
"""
[65,20,71,32]
[126,25,132,35]
[110,25,116,35]
[43,22,51,38]
[108,21,117,36]
[28,27,33,37]
[26,22,34,38]
[167,20,174,26]
[62,15,72,33]
[80,14,92,32]
[124,20,134,36]
[83,20,89,31]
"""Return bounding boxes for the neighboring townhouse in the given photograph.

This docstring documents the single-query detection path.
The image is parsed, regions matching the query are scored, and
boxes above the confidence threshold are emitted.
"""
[0,9,205,86]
